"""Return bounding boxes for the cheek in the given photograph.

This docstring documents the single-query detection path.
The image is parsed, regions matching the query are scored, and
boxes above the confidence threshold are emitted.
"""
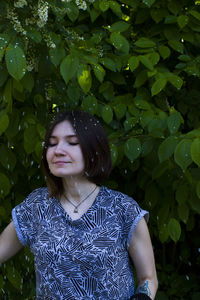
[46,149,52,163]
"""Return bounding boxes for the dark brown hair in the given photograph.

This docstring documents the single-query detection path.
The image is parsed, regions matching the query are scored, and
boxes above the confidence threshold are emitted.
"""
[40,110,112,197]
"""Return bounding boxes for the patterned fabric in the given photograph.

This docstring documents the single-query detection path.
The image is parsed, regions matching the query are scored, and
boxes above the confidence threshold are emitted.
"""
[12,186,149,300]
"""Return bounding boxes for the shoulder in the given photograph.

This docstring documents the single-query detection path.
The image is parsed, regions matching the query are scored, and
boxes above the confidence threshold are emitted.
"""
[101,186,138,208]
[24,187,49,205]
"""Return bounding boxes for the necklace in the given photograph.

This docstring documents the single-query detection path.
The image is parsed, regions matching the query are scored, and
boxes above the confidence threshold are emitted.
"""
[63,185,98,213]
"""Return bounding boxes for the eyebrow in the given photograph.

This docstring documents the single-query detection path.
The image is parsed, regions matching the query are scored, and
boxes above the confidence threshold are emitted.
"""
[49,134,78,139]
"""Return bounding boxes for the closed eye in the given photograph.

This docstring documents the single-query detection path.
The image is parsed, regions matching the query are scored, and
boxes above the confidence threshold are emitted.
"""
[69,142,79,145]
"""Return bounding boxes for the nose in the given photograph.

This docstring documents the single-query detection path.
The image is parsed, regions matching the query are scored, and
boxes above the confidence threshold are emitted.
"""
[54,142,66,155]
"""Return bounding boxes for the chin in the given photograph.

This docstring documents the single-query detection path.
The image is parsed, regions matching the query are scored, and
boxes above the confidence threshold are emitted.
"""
[51,171,83,178]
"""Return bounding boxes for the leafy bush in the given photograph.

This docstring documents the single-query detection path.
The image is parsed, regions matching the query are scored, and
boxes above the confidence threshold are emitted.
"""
[0,0,200,298]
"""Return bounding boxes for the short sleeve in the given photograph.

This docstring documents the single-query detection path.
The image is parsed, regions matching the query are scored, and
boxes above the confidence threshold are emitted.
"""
[12,188,46,247]
[122,196,149,249]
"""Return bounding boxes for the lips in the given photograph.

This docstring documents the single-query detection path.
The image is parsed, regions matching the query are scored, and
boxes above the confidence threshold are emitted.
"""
[54,161,71,164]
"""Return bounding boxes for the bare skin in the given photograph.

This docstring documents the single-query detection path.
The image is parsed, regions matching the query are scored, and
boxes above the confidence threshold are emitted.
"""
[0,221,23,263]
[129,217,158,299]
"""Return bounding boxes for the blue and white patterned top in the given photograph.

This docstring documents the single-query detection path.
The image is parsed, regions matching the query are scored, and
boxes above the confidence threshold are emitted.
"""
[12,186,149,300]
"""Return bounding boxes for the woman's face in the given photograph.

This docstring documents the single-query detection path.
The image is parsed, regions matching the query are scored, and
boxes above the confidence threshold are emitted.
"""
[46,120,85,179]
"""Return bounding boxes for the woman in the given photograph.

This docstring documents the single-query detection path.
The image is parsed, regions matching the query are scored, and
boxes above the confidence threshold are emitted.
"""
[0,110,158,299]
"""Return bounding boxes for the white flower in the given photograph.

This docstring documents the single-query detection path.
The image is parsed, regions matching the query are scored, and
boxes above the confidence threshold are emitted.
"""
[37,0,48,28]
[7,6,27,35]
[75,0,87,10]
[14,0,27,8]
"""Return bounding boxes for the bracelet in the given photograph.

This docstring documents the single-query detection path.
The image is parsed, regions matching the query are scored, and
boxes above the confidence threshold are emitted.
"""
[130,293,152,300]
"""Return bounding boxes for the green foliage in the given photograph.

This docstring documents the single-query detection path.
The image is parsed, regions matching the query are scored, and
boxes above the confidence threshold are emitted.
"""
[0,0,200,298]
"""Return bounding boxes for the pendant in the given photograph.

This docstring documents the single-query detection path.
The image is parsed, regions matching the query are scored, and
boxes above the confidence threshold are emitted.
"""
[74,207,78,213]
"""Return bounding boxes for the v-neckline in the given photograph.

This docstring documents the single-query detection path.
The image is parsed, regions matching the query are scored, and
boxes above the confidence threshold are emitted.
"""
[54,186,103,222]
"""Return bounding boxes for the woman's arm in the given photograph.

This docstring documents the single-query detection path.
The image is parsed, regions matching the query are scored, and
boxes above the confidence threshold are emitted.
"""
[0,221,23,263]
[128,217,158,300]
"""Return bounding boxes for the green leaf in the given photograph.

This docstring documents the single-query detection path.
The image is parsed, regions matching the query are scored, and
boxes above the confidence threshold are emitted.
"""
[114,103,126,120]
[99,81,114,100]
[141,137,154,157]
[151,78,167,96]
[139,55,154,71]
[35,141,43,160]
[167,112,183,134]
[37,124,46,139]
[0,65,8,87]
[124,117,137,131]
[168,2,181,15]
[109,1,122,18]
[49,44,66,67]
[66,2,79,22]
[67,82,80,105]
[99,0,110,12]
[81,95,98,115]
[177,15,189,28]
[5,110,20,139]
[158,136,179,162]
[60,55,79,85]
[168,218,181,242]
[21,72,34,92]
[196,181,200,198]
[178,54,191,62]
[102,105,113,124]
[140,110,154,128]
[191,138,200,167]
[147,52,160,66]
[128,56,139,71]
[134,37,156,48]
[164,15,177,24]
[90,8,100,22]
[24,126,38,154]
[77,64,92,94]
[174,139,193,171]
[110,143,118,165]
[176,184,189,205]
[109,21,130,33]
[5,44,26,80]
[0,173,11,197]
[185,128,200,138]
[158,45,171,59]
[6,265,22,290]
[159,224,169,243]
[100,57,117,72]
[148,118,166,138]
[178,203,189,224]
[0,111,9,136]
[190,194,200,214]
[93,64,105,83]
[3,78,12,113]
[110,32,129,54]
[150,9,167,23]
[124,138,141,162]
[168,74,183,89]
[134,99,151,110]
[134,70,147,88]
[189,10,200,21]
[0,34,9,62]
[142,0,156,8]
[168,40,184,53]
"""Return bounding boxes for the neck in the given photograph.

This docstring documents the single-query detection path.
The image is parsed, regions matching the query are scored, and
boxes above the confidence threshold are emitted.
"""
[62,176,96,204]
